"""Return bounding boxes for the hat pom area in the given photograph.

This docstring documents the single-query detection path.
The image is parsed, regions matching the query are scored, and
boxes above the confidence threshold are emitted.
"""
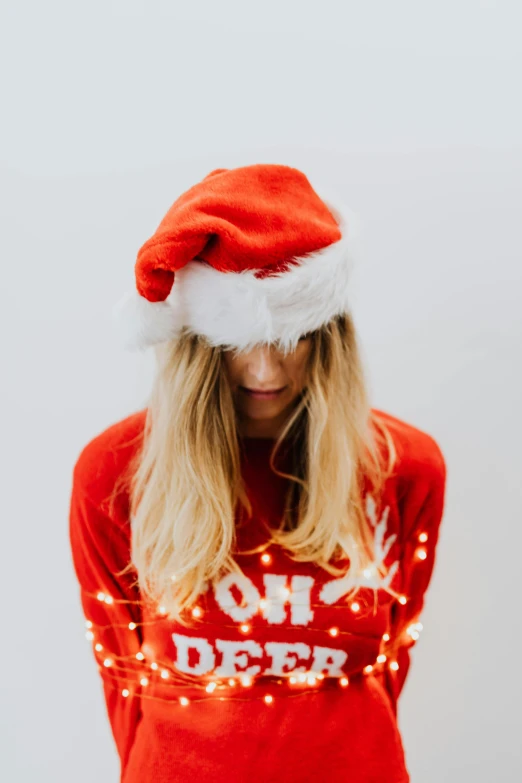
[111,194,363,353]
[111,288,186,352]
[111,164,365,353]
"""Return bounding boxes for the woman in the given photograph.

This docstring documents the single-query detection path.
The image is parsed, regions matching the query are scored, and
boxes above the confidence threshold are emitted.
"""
[69,163,447,783]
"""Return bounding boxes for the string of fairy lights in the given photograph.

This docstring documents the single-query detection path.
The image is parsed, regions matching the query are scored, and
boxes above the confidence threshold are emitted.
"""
[81,531,429,706]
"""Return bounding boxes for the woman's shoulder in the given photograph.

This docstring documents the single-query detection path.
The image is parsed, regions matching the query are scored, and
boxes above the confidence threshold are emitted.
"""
[71,408,148,504]
[371,407,447,489]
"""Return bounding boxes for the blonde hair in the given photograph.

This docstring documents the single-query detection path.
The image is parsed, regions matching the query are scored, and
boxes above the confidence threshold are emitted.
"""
[113,313,398,627]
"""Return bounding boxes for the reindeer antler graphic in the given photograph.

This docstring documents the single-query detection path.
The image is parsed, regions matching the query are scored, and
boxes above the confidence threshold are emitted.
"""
[320,493,400,604]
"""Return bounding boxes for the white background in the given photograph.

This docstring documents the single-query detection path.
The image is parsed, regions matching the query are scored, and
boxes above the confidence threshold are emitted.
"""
[1,1,521,781]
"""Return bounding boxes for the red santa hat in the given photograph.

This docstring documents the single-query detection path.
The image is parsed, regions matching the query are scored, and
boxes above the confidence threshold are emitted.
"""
[113,163,362,353]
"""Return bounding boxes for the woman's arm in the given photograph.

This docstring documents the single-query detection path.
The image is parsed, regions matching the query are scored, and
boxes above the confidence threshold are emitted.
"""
[69,461,144,775]
[378,442,448,715]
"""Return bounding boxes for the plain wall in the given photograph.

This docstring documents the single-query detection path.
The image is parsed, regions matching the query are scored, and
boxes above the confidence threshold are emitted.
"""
[1,1,521,781]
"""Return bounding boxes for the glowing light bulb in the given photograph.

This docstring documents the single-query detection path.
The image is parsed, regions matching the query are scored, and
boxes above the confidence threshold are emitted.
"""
[104,595,114,605]
[103,658,113,667]
[407,623,422,640]
[140,677,149,686]
[241,675,253,687]
[128,622,137,630]
[179,697,190,706]
[122,689,129,697]
[363,566,375,579]
[363,664,373,674]
[351,602,360,612]
[85,631,94,641]
[415,547,427,560]
[97,592,105,602]
[339,677,349,687]
[158,605,167,615]
[136,652,145,661]
[192,606,202,618]
[264,694,273,704]
[240,623,251,633]
[95,643,103,652]
[317,673,325,680]
[418,532,428,543]
[329,627,339,637]
[261,553,272,565]
[85,620,93,629]
[398,596,407,605]
[289,676,297,684]
[228,679,236,687]
[151,662,158,670]
[390,661,399,671]
[206,681,217,693]
[307,675,317,685]
[377,654,387,663]
[298,673,307,683]
[161,669,169,679]
[382,633,390,641]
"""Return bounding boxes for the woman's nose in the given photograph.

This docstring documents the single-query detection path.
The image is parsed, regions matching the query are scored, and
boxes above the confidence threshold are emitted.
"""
[247,346,281,381]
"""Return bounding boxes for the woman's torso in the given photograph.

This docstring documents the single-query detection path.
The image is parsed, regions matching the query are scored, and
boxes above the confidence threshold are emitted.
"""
[122,428,411,783]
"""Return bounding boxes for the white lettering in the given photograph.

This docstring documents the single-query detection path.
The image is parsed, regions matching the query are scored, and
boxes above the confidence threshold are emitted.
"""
[310,646,348,676]
[214,573,261,622]
[172,633,215,675]
[171,634,349,678]
[264,642,311,676]
[214,639,263,677]
[262,574,314,625]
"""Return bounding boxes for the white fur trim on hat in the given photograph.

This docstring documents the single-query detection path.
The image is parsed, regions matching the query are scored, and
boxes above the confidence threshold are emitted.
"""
[112,197,363,353]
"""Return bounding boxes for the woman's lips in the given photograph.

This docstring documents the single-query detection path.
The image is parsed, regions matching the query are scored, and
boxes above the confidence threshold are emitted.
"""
[239,386,287,400]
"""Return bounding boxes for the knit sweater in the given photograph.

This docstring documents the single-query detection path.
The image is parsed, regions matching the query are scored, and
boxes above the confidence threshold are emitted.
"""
[68,408,447,783]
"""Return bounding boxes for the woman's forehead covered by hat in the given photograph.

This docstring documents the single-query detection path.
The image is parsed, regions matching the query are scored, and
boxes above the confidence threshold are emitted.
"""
[113,163,362,353]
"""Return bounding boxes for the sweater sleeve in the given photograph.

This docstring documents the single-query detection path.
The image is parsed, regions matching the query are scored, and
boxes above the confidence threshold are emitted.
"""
[377,442,448,716]
[68,465,144,776]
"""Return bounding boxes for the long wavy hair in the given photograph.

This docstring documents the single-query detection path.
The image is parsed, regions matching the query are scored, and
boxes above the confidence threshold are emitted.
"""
[113,313,398,627]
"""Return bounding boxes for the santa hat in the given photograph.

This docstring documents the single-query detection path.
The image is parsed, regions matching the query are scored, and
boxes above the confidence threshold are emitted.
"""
[112,163,362,353]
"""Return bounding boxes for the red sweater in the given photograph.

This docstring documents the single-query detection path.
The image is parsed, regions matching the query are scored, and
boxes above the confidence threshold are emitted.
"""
[68,408,447,783]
